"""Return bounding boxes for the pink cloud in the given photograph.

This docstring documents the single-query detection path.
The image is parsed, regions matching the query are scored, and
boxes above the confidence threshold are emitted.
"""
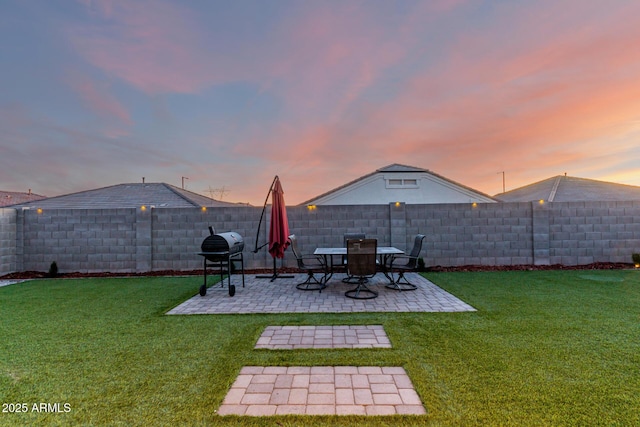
[70,0,227,94]
[68,72,131,126]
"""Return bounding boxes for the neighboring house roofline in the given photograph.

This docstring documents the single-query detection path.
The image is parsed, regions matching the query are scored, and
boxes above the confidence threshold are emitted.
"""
[299,169,379,206]
[0,190,47,207]
[299,163,498,206]
[9,182,245,209]
[162,182,251,207]
[161,183,213,207]
[494,175,562,200]
[495,174,640,202]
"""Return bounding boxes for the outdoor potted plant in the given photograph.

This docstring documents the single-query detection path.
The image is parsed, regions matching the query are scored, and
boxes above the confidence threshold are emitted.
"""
[632,253,640,268]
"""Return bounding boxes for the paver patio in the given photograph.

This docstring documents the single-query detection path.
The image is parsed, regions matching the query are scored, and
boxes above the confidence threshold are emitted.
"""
[255,325,391,349]
[217,366,426,416]
[167,272,475,314]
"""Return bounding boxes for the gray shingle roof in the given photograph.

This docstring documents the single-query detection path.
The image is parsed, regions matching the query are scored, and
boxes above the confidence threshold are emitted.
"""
[0,190,47,207]
[9,183,245,209]
[495,175,640,202]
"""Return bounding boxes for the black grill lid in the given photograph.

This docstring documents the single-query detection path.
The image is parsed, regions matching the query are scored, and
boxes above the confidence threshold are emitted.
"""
[201,232,244,255]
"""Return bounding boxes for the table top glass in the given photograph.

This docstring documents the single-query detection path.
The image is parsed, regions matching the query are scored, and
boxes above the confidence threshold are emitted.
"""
[313,246,403,255]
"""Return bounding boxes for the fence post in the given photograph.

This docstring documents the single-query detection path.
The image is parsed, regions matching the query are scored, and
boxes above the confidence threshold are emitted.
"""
[135,207,152,272]
[0,209,18,275]
[532,201,550,265]
[390,202,407,250]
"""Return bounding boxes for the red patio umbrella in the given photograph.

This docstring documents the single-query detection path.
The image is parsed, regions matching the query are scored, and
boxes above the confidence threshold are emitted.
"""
[254,176,294,281]
[268,176,290,259]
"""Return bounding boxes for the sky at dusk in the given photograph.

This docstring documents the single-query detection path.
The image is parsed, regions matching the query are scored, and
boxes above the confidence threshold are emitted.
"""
[2,0,640,205]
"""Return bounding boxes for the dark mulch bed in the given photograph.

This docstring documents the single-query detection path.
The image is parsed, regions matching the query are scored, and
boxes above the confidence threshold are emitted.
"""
[424,262,634,272]
[0,268,299,280]
[1,263,634,280]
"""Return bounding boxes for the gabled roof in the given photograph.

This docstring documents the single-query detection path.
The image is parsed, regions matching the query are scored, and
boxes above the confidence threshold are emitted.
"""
[377,164,428,173]
[495,175,640,202]
[0,190,47,207]
[10,183,245,209]
[299,163,497,205]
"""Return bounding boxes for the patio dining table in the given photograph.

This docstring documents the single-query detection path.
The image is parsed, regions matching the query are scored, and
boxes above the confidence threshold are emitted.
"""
[313,246,404,285]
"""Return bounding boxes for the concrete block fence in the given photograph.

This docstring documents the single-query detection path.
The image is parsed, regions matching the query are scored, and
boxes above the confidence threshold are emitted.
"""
[0,209,17,274]
[1,200,639,276]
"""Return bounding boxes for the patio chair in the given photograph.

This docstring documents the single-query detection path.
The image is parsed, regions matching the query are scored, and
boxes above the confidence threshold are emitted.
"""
[386,234,425,291]
[345,238,378,299]
[342,233,365,283]
[289,234,327,291]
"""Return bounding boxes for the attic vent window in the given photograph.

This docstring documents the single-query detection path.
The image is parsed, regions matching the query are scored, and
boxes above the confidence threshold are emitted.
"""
[386,178,419,189]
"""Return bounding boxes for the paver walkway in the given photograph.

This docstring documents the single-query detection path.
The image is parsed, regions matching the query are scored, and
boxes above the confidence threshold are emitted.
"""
[167,272,475,314]
[217,366,426,416]
[169,273,472,417]
[255,325,391,349]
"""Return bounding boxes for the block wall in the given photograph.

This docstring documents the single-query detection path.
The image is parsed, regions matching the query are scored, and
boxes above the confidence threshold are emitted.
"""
[406,202,534,267]
[17,208,138,273]
[150,206,266,271]
[287,204,391,254]
[547,201,640,265]
[3,201,640,275]
[0,209,17,276]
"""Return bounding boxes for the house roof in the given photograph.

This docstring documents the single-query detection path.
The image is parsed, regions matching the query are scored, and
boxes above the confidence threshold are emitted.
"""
[0,190,47,207]
[299,163,497,205]
[9,183,246,209]
[495,175,640,202]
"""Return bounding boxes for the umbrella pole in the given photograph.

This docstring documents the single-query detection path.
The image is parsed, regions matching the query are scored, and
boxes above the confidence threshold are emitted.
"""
[252,176,278,254]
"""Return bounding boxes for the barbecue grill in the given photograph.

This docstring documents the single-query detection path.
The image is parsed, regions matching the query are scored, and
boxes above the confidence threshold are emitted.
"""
[198,228,245,296]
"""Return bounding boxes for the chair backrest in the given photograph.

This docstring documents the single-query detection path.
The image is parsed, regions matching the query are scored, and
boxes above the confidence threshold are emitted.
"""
[346,238,377,277]
[288,234,305,268]
[343,233,365,247]
[343,233,365,263]
[406,234,426,267]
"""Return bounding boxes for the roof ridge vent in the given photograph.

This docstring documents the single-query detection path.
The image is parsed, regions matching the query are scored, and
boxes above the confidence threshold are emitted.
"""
[548,176,563,202]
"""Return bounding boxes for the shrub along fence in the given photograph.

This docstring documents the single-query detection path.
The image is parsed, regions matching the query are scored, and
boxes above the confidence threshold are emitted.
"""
[1,200,639,275]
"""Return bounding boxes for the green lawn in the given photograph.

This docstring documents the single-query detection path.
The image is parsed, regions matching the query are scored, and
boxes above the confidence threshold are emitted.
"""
[1,270,638,426]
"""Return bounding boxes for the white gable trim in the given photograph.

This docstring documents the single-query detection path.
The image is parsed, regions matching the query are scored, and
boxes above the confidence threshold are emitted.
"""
[306,170,496,205]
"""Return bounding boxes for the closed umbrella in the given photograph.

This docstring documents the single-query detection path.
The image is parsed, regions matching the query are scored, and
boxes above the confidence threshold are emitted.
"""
[254,176,294,281]
[268,176,290,259]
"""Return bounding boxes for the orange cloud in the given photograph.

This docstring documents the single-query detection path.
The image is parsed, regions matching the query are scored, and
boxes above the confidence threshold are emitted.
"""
[343,2,640,194]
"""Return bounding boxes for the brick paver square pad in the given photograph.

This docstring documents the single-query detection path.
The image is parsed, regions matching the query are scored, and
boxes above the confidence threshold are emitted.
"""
[167,272,476,315]
[217,366,426,416]
[255,325,391,349]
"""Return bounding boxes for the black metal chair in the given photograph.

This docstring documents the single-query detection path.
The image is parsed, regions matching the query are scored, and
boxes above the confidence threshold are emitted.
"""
[386,234,425,291]
[289,234,327,291]
[345,238,378,299]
